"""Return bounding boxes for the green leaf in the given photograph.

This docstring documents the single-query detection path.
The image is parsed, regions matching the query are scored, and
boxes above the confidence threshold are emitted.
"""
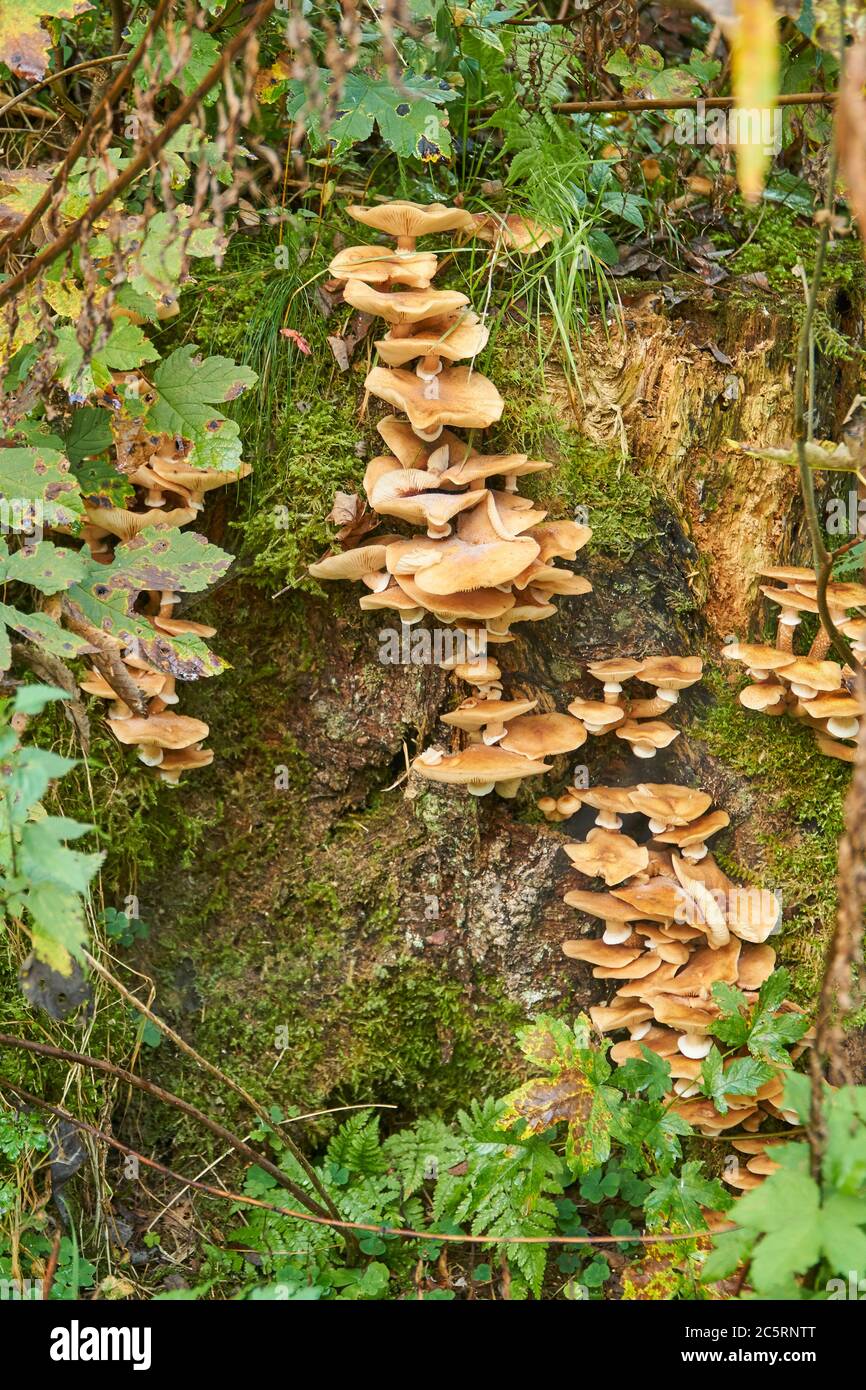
[96,529,233,597]
[0,447,84,530]
[0,1,93,82]
[290,70,456,162]
[12,683,69,716]
[20,881,89,972]
[147,346,256,471]
[644,1160,730,1231]
[700,1048,775,1114]
[701,1227,755,1283]
[1,541,87,595]
[128,20,222,104]
[614,1045,671,1102]
[65,407,113,464]
[0,603,94,663]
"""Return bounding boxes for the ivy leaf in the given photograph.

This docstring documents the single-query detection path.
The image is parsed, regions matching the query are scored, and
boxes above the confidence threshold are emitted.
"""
[0,0,92,81]
[0,447,84,530]
[148,346,257,471]
[0,541,87,595]
[644,1160,730,1231]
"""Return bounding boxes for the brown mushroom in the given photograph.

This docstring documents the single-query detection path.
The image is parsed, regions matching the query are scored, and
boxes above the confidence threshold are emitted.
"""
[564,828,649,886]
[412,743,550,796]
[615,719,680,760]
[108,713,210,767]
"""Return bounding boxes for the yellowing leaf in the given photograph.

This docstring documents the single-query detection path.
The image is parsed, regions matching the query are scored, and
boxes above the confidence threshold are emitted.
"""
[0,1,93,82]
[731,0,780,203]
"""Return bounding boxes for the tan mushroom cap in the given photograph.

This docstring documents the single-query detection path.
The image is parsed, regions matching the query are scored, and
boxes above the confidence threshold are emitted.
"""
[459,490,547,541]
[721,642,797,671]
[589,1000,654,1033]
[795,579,866,608]
[109,713,209,765]
[309,544,388,583]
[344,281,469,324]
[638,655,703,690]
[358,582,424,619]
[577,786,638,816]
[376,416,471,469]
[564,828,649,886]
[500,712,587,758]
[567,698,625,731]
[726,886,781,943]
[562,939,642,968]
[669,855,731,948]
[760,584,818,614]
[84,504,197,540]
[615,720,680,753]
[148,457,252,496]
[737,943,776,990]
[153,614,218,638]
[611,878,694,924]
[779,657,843,693]
[675,1097,757,1131]
[490,592,558,629]
[740,682,787,711]
[375,311,489,366]
[759,565,819,585]
[328,244,437,287]
[157,747,215,784]
[394,573,516,621]
[593,952,665,981]
[815,732,856,762]
[441,696,537,732]
[439,454,552,489]
[365,365,504,435]
[531,569,592,598]
[798,691,864,719]
[388,533,539,596]
[563,889,648,923]
[347,200,476,242]
[413,743,550,790]
[654,809,730,849]
[80,668,166,700]
[587,657,645,683]
[628,783,713,827]
[368,469,486,535]
[471,212,559,253]
[526,520,592,561]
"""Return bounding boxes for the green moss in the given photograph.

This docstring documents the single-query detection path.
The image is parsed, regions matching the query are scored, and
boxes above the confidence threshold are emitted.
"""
[694,668,846,1001]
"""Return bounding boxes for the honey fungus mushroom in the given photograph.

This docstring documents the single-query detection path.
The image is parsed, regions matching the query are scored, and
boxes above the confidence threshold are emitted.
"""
[412,744,550,797]
[108,714,210,768]
[564,828,649,887]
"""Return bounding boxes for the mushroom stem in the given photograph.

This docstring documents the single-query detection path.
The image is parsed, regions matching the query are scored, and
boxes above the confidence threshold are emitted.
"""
[678,1033,712,1059]
[596,810,623,830]
[808,626,832,660]
[466,781,496,796]
[627,690,678,718]
[775,611,799,651]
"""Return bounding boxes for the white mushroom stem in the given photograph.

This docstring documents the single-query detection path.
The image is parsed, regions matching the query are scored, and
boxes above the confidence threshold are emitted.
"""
[776,609,800,651]
[827,716,860,739]
[495,778,522,798]
[467,781,496,796]
[602,682,623,701]
[629,1021,652,1041]
[417,356,443,380]
[584,722,607,735]
[647,817,669,835]
[595,810,623,830]
[633,741,657,759]
[603,922,633,945]
[137,745,165,767]
[415,424,444,442]
[790,682,818,700]
[674,1079,702,1098]
[628,688,679,718]
[746,667,771,682]
[677,1033,712,1059]
[681,842,709,863]
[503,475,518,493]
[481,722,506,746]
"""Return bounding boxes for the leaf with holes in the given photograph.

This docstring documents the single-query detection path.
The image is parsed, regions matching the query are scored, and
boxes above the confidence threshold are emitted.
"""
[289,70,456,162]
[0,540,87,595]
[0,447,84,531]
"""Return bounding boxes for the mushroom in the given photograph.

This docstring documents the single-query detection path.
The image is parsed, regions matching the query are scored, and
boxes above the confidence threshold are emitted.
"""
[796,689,864,740]
[615,719,680,759]
[441,696,538,744]
[364,365,504,438]
[564,828,649,886]
[412,743,550,796]
[309,544,389,588]
[628,655,703,716]
[84,504,197,542]
[148,459,252,512]
[653,809,730,863]
[470,212,559,254]
[79,668,167,721]
[368,468,486,538]
[347,200,475,250]
[375,311,489,367]
[627,783,712,834]
[776,656,843,702]
[343,280,470,326]
[108,714,210,767]
[586,657,645,702]
[328,244,438,287]
[525,520,592,562]
[566,698,625,735]
[573,785,637,831]
[739,682,787,713]
[759,583,818,651]
[156,747,215,785]
[721,641,797,682]
[387,533,539,597]
[499,712,587,759]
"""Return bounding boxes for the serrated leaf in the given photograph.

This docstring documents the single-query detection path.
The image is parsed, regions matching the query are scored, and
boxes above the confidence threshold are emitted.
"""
[147,346,256,471]
[0,447,84,529]
[0,603,94,662]
[12,683,69,716]
[65,407,113,464]
[291,70,456,162]
[1,541,87,595]
[644,1160,730,1231]
[0,0,92,81]
[97,529,232,595]
[127,20,222,105]
[20,881,88,972]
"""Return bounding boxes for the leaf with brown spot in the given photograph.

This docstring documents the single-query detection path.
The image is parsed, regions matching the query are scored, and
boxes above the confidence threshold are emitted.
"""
[0,1,92,81]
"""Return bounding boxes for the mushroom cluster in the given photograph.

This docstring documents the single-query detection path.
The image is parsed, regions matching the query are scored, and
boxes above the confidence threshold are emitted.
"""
[560,781,806,1137]
[74,390,247,782]
[567,653,703,762]
[723,565,866,762]
[311,200,591,799]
